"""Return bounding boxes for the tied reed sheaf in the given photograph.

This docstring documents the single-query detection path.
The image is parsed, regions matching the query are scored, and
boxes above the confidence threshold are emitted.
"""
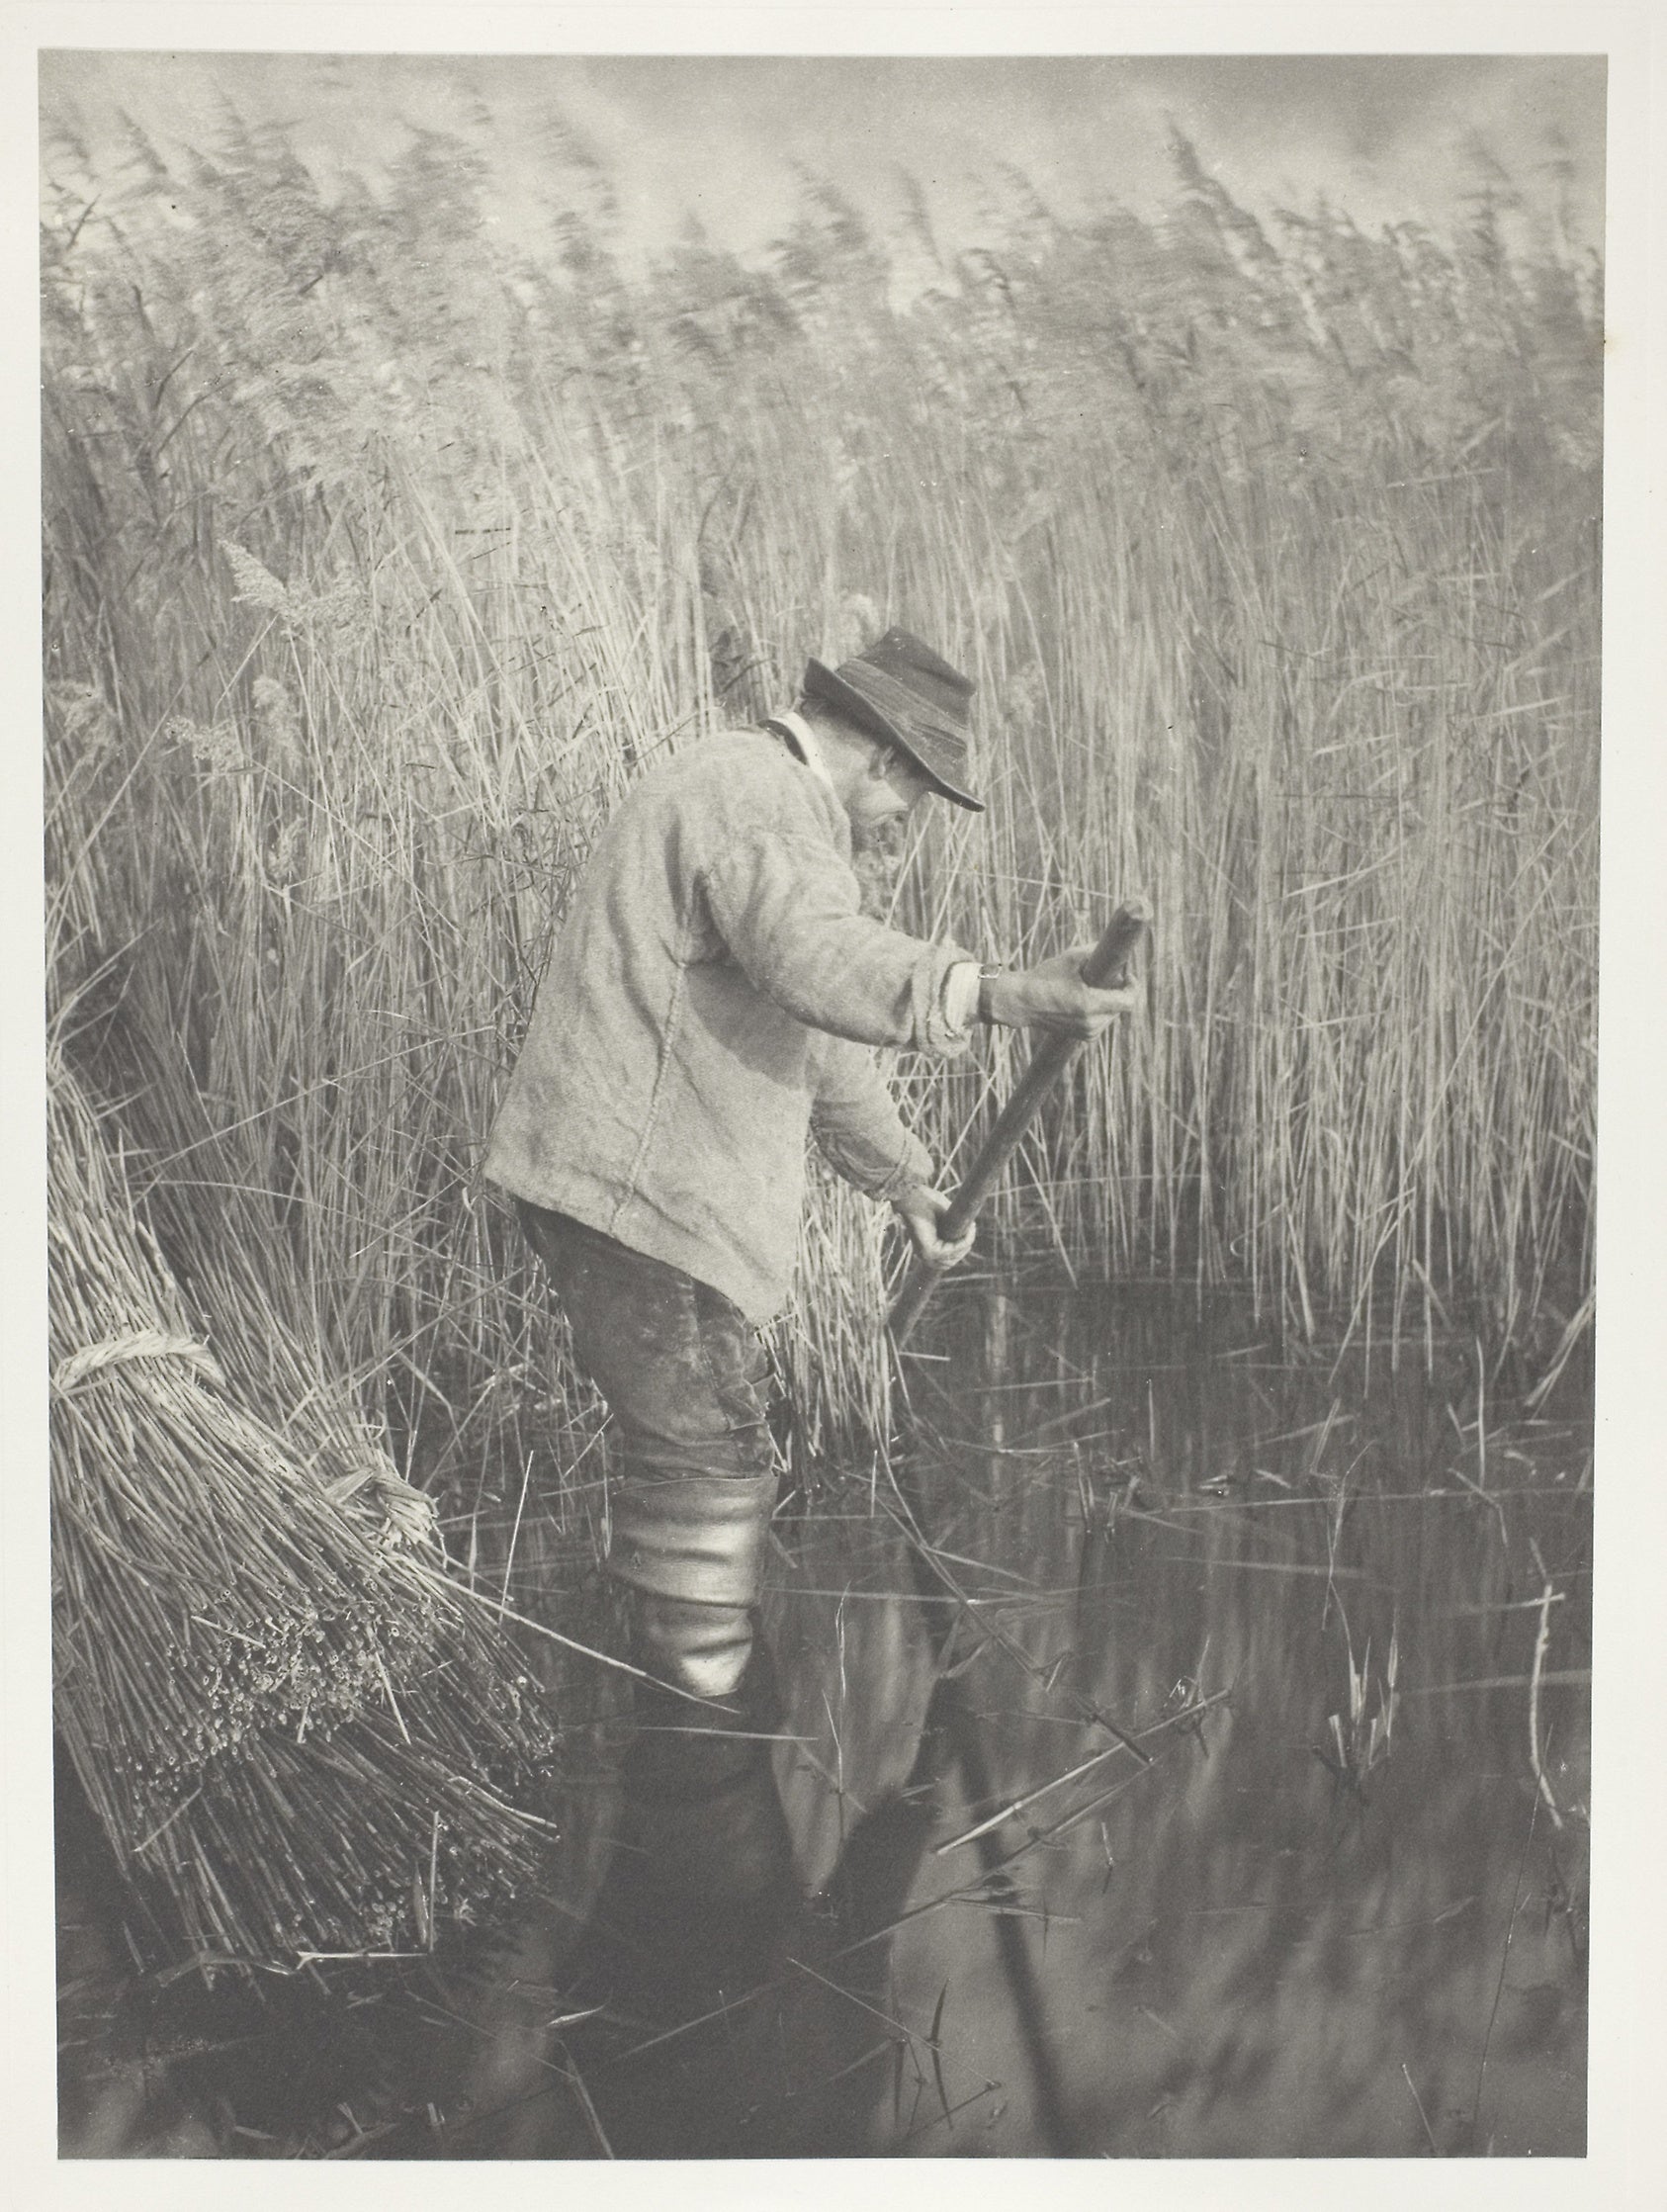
[42,121,1597,1543]
[48,1045,559,1964]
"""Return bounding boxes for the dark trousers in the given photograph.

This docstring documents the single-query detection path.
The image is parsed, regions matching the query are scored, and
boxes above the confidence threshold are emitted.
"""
[516,1202,779,1699]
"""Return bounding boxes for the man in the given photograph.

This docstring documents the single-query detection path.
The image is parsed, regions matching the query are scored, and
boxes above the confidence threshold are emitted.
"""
[483,629,1137,1708]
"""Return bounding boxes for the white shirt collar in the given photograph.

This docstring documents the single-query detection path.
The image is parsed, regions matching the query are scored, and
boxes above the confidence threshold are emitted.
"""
[768,708,836,794]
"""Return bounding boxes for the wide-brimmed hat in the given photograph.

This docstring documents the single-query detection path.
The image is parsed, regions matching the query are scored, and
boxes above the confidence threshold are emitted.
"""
[803,628,984,812]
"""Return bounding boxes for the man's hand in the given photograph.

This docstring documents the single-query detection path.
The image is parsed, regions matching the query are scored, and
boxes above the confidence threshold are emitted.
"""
[983,944,1142,1039]
[893,1185,977,1272]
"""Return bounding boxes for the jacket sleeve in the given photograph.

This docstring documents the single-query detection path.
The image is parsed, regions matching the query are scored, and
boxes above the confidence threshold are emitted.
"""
[809,1035,936,1200]
[700,823,975,1059]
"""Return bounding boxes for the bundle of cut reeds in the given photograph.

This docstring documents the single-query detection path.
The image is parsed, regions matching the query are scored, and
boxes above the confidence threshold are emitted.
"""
[48,1047,558,1966]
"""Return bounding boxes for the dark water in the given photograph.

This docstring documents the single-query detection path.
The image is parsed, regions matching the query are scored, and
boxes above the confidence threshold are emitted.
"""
[58,1284,1591,2159]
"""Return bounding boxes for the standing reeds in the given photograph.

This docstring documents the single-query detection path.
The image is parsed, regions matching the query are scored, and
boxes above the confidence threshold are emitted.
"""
[41,103,1599,1480]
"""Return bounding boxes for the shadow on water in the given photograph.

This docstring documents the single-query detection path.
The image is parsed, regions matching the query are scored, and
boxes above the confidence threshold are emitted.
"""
[58,1283,1591,2159]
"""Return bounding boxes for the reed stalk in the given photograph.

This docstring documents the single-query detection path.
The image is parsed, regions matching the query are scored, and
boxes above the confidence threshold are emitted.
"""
[42,108,1598,1481]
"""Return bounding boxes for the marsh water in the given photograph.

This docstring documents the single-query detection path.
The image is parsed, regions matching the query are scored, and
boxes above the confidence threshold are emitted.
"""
[58,1283,1591,2159]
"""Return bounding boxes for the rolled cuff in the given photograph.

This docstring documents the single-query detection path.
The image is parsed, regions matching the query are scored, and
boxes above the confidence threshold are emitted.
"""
[909,942,979,1057]
[868,1127,937,1202]
[608,1469,779,1608]
[941,959,982,1035]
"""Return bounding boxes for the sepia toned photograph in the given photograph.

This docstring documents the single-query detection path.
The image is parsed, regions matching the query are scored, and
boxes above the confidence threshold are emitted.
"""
[36,30,1617,2170]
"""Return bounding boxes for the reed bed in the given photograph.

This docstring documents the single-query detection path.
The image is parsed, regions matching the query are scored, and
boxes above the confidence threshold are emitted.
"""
[41,111,1599,1484]
[49,1045,558,1964]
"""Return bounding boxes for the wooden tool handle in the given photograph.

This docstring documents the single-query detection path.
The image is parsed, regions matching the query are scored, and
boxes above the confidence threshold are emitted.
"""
[890,895,1152,1348]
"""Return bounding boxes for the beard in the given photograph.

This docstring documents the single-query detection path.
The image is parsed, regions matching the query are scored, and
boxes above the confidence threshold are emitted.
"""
[850,817,908,920]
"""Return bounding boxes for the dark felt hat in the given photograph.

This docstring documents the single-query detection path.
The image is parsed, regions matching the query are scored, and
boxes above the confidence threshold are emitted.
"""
[803,628,984,812]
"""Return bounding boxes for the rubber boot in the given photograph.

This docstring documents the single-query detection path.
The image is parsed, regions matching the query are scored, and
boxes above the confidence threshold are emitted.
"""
[608,1470,777,1626]
[615,1625,796,1929]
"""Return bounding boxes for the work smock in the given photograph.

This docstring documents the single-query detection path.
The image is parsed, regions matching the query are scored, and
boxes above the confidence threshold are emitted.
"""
[482,725,976,1320]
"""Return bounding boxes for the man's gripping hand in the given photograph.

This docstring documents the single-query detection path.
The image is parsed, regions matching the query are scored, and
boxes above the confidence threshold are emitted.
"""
[893,1185,977,1272]
[982,944,1141,1040]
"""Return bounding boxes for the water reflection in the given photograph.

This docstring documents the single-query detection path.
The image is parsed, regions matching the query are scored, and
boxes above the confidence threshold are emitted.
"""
[58,1283,1590,2158]
[437,1283,1589,2159]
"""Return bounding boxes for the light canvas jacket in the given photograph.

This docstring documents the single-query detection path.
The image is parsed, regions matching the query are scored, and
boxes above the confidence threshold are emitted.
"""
[483,726,975,1319]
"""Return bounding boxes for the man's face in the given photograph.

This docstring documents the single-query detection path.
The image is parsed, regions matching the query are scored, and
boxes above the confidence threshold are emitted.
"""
[845,742,934,838]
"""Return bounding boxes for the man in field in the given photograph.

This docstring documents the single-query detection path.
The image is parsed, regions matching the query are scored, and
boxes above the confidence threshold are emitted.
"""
[484,628,1137,1709]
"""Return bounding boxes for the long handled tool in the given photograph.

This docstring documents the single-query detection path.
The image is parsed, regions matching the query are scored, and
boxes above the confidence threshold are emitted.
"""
[889,894,1153,1348]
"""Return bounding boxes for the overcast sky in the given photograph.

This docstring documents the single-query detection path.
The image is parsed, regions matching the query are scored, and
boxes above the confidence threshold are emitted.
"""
[43,50,1606,269]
